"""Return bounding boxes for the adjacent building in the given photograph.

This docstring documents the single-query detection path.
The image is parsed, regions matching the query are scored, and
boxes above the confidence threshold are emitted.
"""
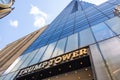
[0,0,120,80]
[0,0,14,19]
[0,26,47,76]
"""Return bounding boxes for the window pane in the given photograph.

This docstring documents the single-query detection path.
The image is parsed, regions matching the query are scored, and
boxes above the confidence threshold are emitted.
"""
[99,37,120,79]
[40,42,57,61]
[105,17,120,35]
[0,75,6,80]
[51,38,67,57]
[4,72,15,80]
[19,49,39,69]
[65,33,78,53]
[11,53,30,72]
[71,1,78,13]
[3,56,23,75]
[90,44,111,80]
[92,22,115,41]
[79,28,95,47]
[10,71,19,80]
[29,46,47,66]
[0,0,10,4]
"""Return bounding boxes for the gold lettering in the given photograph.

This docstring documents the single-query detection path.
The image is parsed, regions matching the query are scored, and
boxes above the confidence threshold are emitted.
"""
[34,64,41,71]
[21,69,28,75]
[27,66,34,73]
[72,50,79,58]
[41,61,48,68]
[18,47,89,76]
[38,63,42,69]
[62,53,72,61]
[55,57,62,64]
[79,48,87,56]
[48,59,54,66]
[18,69,25,75]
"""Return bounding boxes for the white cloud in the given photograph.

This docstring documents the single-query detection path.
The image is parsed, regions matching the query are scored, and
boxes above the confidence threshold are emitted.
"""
[34,17,46,27]
[30,5,48,28]
[9,20,18,28]
[83,0,108,5]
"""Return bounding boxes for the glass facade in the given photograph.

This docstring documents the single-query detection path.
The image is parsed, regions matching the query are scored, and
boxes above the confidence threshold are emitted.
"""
[1,0,120,80]
[0,0,11,4]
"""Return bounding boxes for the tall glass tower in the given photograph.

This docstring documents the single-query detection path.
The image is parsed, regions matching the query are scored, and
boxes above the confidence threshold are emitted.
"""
[0,0,120,80]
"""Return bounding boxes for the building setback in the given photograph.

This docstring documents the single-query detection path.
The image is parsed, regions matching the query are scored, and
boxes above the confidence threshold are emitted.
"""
[0,0,120,80]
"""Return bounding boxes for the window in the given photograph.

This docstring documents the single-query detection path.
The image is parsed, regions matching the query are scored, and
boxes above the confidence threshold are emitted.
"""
[99,37,120,79]
[3,72,15,80]
[92,22,115,41]
[51,38,67,57]
[29,46,47,66]
[90,44,111,80]
[0,0,11,4]
[71,1,78,13]
[10,71,19,80]
[105,17,120,35]
[79,28,95,47]
[3,56,23,75]
[65,33,78,53]
[11,53,30,72]
[40,42,57,61]
[0,76,5,80]
[19,49,39,69]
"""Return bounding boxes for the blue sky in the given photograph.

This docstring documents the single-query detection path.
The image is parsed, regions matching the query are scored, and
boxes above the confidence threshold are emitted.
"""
[0,0,108,49]
[0,0,73,49]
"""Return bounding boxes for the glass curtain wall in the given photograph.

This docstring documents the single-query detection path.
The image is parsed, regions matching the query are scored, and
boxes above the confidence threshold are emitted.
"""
[1,0,120,79]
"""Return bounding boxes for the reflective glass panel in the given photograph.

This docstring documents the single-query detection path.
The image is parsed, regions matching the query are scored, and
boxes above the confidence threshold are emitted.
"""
[3,56,23,75]
[10,71,19,80]
[40,42,57,61]
[0,75,6,80]
[51,38,67,57]
[99,37,120,80]
[0,0,11,4]
[79,28,95,47]
[90,44,111,80]
[4,72,15,80]
[29,46,47,65]
[105,17,120,35]
[65,33,78,53]
[19,49,39,69]
[11,53,30,72]
[92,22,115,41]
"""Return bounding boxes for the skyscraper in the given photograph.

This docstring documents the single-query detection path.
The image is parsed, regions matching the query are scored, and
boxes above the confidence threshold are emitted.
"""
[0,0,120,80]
[0,26,47,77]
[0,0,14,19]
